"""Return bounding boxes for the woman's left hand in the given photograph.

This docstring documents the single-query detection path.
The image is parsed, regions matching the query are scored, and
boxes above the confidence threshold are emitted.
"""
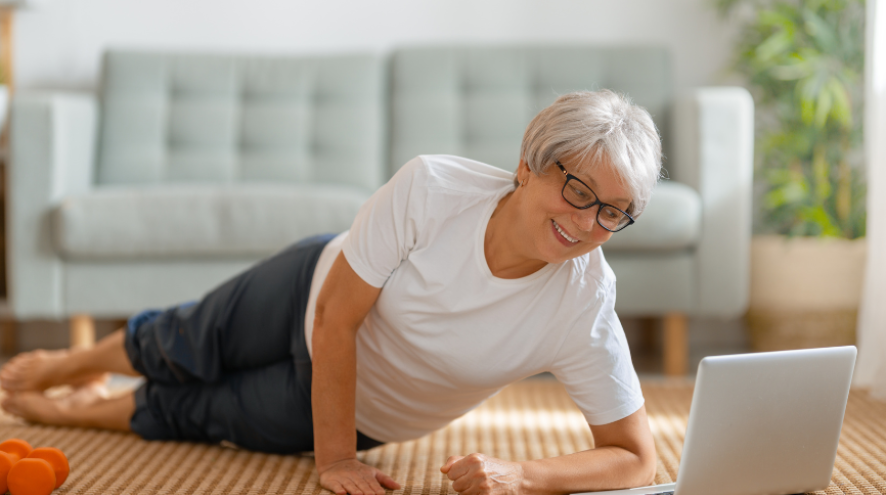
[440,453,526,495]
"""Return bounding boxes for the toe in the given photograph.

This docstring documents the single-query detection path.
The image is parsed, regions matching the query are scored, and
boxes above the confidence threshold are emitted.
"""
[0,366,24,391]
[0,357,20,375]
[0,375,18,392]
[1,395,21,415]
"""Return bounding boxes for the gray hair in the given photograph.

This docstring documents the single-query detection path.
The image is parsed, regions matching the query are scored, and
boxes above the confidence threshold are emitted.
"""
[519,90,662,217]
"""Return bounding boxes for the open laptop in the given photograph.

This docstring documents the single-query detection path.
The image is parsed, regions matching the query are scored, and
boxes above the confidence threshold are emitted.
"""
[581,346,856,495]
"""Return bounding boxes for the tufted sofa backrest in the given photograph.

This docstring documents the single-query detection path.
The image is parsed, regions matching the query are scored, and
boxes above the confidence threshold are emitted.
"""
[96,51,386,190]
[389,46,672,175]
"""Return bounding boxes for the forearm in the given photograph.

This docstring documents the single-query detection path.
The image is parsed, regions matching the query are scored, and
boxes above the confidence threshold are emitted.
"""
[311,322,358,471]
[519,446,656,495]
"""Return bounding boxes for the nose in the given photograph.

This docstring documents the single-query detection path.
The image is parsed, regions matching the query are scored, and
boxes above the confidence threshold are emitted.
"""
[572,206,598,232]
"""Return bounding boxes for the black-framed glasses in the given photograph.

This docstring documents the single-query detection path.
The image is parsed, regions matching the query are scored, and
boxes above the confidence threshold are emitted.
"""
[556,161,635,232]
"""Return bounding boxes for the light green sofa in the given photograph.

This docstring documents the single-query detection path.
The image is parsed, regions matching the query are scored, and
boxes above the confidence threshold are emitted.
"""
[8,46,753,373]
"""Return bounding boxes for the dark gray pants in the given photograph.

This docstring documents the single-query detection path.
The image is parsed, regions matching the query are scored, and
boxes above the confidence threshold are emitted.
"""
[124,234,383,454]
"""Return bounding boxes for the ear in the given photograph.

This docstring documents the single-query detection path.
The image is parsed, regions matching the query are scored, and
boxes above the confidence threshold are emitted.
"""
[516,159,531,185]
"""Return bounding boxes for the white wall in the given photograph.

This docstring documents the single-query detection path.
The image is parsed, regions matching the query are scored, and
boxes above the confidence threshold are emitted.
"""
[14,0,739,92]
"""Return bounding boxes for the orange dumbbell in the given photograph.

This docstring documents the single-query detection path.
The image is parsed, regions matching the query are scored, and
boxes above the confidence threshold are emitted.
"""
[26,448,69,488]
[0,437,35,493]
[0,439,71,495]
[0,450,15,493]
[8,458,56,495]
[0,438,33,462]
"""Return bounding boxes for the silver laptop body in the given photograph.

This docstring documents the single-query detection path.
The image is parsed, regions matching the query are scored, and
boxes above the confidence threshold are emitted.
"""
[583,346,856,495]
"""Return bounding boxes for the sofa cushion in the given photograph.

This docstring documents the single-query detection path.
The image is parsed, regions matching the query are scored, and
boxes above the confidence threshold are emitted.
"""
[97,51,386,190]
[52,184,370,259]
[602,181,701,252]
[390,46,672,175]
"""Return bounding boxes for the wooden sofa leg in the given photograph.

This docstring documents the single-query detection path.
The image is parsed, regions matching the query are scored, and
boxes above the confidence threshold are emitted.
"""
[70,314,96,349]
[639,317,657,351]
[0,319,16,355]
[663,312,688,376]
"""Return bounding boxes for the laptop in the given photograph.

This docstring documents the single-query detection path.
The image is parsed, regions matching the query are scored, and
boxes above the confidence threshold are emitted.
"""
[581,346,857,495]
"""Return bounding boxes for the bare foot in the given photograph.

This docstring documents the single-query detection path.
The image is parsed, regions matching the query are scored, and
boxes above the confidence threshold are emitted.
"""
[1,391,70,427]
[57,382,110,410]
[0,349,108,392]
[2,385,134,432]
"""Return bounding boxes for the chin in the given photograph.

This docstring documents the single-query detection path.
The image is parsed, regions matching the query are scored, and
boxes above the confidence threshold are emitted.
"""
[552,241,601,263]
[541,242,579,264]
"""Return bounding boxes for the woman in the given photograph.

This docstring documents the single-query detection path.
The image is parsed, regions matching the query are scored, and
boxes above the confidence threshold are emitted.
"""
[0,89,662,494]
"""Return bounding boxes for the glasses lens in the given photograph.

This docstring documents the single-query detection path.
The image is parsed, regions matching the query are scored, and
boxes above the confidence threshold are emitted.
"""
[598,205,630,231]
[563,179,596,207]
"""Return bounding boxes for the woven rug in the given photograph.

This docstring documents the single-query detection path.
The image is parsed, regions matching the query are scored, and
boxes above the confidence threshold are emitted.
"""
[0,379,884,495]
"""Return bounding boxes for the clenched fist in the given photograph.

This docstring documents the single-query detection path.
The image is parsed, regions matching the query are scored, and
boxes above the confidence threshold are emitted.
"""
[440,453,526,495]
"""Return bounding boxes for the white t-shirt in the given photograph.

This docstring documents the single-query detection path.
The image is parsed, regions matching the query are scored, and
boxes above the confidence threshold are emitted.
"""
[304,155,644,443]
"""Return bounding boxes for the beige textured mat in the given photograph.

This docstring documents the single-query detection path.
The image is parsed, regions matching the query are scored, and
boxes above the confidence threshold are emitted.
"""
[0,379,884,495]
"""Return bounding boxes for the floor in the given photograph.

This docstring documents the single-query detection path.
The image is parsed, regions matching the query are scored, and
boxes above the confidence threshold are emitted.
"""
[1,378,882,495]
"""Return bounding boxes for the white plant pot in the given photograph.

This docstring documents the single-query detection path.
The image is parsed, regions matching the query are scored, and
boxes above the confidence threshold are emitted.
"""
[747,235,867,351]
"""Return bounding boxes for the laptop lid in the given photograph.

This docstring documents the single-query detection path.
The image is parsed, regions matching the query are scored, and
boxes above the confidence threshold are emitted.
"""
[675,346,856,495]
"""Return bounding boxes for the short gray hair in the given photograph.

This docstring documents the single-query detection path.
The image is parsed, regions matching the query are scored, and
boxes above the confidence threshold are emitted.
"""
[520,90,662,217]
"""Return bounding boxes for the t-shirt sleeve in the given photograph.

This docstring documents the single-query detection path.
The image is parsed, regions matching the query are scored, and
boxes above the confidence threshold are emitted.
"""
[342,156,429,288]
[550,283,645,426]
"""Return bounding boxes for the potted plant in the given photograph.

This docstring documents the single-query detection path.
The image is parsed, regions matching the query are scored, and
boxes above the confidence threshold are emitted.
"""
[716,0,867,351]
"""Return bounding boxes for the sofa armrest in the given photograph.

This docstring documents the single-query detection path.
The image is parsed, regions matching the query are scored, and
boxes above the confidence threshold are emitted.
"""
[673,87,754,318]
[8,92,98,319]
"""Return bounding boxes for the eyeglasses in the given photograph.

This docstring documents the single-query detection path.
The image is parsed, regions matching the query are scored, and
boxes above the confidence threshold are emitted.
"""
[556,161,635,232]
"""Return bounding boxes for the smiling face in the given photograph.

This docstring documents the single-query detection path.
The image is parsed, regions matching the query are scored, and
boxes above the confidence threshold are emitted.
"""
[514,153,633,265]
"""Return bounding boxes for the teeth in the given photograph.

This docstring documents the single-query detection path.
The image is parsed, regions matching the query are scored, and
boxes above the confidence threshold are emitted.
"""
[553,220,578,243]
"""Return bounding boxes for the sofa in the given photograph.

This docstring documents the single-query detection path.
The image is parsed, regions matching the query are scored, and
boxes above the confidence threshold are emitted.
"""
[8,46,753,374]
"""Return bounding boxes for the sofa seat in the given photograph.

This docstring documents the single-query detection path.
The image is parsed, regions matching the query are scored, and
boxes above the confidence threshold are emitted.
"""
[52,184,370,259]
[602,181,701,252]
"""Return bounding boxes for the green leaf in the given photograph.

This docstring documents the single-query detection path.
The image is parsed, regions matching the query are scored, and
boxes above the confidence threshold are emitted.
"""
[828,77,853,128]
[755,30,794,62]
[836,158,852,226]
[765,163,809,210]
[803,9,839,53]
[813,81,833,128]
[770,58,812,80]
[799,206,843,237]
[812,145,832,201]
[797,78,819,124]
[759,9,797,31]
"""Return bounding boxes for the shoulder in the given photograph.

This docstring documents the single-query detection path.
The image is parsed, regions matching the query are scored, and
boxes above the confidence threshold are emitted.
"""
[398,155,516,193]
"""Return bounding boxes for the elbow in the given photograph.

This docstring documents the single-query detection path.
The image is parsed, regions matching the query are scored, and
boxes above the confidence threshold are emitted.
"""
[622,454,656,488]
[634,426,658,486]
[635,448,658,486]
[620,441,657,487]
[640,459,657,486]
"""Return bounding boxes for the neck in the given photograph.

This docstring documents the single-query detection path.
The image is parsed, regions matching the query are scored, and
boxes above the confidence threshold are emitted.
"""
[484,191,548,279]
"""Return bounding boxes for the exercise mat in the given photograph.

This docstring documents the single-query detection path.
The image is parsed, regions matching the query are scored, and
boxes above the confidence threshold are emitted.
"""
[0,378,883,494]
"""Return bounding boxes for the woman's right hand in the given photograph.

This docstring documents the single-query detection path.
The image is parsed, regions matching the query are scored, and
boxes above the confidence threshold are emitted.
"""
[313,254,391,494]
[318,458,401,495]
